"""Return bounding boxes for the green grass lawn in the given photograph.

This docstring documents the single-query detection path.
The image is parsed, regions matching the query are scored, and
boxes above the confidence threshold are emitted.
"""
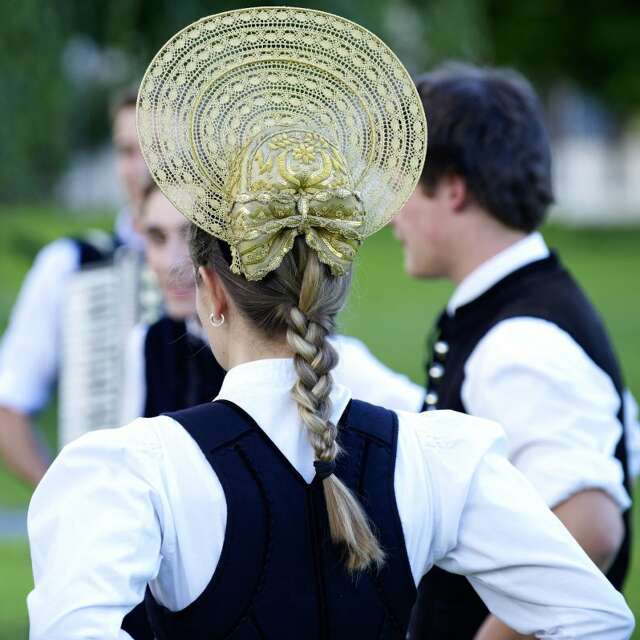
[0,205,639,635]
[0,541,31,640]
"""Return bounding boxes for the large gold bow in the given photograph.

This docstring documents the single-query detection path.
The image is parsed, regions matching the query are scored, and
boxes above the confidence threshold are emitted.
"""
[226,130,365,281]
[228,186,364,281]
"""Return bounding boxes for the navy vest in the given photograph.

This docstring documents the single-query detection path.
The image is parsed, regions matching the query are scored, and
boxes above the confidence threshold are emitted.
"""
[144,398,416,639]
[74,233,121,267]
[410,253,631,639]
[143,317,226,417]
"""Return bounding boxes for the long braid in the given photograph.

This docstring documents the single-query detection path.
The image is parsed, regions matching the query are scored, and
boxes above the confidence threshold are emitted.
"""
[190,228,385,572]
[287,305,339,461]
[286,251,385,572]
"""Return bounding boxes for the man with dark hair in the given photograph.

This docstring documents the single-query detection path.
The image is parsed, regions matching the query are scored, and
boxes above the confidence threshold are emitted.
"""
[0,84,148,485]
[393,63,637,639]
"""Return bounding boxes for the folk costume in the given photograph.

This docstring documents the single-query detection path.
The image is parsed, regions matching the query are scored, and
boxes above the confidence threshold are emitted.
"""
[118,322,423,640]
[412,232,638,638]
[27,8,633,640]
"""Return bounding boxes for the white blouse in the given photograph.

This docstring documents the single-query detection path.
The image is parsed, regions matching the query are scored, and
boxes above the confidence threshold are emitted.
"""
[27,359,633,639]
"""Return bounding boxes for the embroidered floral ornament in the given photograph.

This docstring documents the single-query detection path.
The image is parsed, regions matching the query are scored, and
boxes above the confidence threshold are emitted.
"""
[227,129,365,280]
[137,6,427,281]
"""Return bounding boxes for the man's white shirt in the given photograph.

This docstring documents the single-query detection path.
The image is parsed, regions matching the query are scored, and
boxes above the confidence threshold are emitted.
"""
[0,238,79,413]
[448,231,637,508]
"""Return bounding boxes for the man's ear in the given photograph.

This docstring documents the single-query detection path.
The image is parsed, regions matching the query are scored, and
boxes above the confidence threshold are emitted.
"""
[443,174,469,213]
[198,266,229,318]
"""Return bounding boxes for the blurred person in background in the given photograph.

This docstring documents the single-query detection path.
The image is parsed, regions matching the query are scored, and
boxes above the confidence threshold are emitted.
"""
[118,181,224,640]
[393,62,639,640]
[122,182,426,426]
[119,181,227,426]
[0,85,148,486]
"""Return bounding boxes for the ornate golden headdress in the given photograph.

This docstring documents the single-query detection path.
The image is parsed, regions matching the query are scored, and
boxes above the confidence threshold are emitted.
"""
[137,7,426,280]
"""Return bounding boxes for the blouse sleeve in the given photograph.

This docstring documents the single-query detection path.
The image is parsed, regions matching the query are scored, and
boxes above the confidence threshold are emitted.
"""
[27,420,169,639]
[414,412,634,638]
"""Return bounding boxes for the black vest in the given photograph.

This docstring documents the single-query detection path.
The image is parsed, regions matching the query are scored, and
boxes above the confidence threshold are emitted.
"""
[410,254,631,639]
[143,398,416,639]
[74,233,121,267]
[143,317,226,417]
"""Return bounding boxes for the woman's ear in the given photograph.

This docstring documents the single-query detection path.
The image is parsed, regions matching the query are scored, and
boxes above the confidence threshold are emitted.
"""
[198,266,229,318]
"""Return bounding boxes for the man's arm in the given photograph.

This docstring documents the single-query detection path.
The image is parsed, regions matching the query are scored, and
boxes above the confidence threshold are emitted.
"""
[464,318,629,640]
[331,334,425,412]
[0,239,79,485]
[474,489,624,640]
[554,489,624,572]
[0,407,47,486]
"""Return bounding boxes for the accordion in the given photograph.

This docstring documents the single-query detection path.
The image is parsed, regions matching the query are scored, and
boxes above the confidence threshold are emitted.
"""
[58,246,161,448]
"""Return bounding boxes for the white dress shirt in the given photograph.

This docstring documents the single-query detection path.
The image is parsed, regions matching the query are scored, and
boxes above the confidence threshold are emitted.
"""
[28,358,633,639]
[120,324,425,424]
[0,238,78,413]
[0,209,141,415]
[449,232,636,509]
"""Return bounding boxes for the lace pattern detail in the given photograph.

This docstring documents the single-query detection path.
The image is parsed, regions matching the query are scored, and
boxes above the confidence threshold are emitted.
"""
[137,7,427,278]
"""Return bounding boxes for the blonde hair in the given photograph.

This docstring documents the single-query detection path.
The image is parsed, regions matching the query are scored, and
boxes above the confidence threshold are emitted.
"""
[190,227,385,571]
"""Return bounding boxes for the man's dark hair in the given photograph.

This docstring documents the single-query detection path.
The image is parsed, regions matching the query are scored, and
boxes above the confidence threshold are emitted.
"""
[415,63,554,232]
[108,83,139,123]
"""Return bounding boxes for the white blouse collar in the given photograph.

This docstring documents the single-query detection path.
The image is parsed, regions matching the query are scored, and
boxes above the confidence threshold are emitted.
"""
[220,357,299,391]
[447,232,549,315]
[214,357,352,482]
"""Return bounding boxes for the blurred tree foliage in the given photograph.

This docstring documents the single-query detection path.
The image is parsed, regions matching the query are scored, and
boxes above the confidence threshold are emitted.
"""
[407,0,640,114]
[1,0,639,202]
[484,0,640,116]
[0,1,70,200]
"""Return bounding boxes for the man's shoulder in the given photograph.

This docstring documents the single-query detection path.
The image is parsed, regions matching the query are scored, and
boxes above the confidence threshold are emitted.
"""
[480,316,578,355]
[33,237,82,270]
[32,231,119,273]
[71,230,120,266]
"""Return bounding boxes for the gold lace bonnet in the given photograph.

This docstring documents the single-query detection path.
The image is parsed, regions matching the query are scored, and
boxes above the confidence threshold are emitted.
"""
[137,7,427,280]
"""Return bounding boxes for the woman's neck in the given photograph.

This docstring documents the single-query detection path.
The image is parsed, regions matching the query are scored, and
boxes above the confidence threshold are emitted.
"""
[209,315,294,370]
[227,334,294,369]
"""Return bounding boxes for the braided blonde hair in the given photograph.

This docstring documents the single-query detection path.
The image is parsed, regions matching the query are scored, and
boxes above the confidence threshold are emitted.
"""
[190,227,385,572]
